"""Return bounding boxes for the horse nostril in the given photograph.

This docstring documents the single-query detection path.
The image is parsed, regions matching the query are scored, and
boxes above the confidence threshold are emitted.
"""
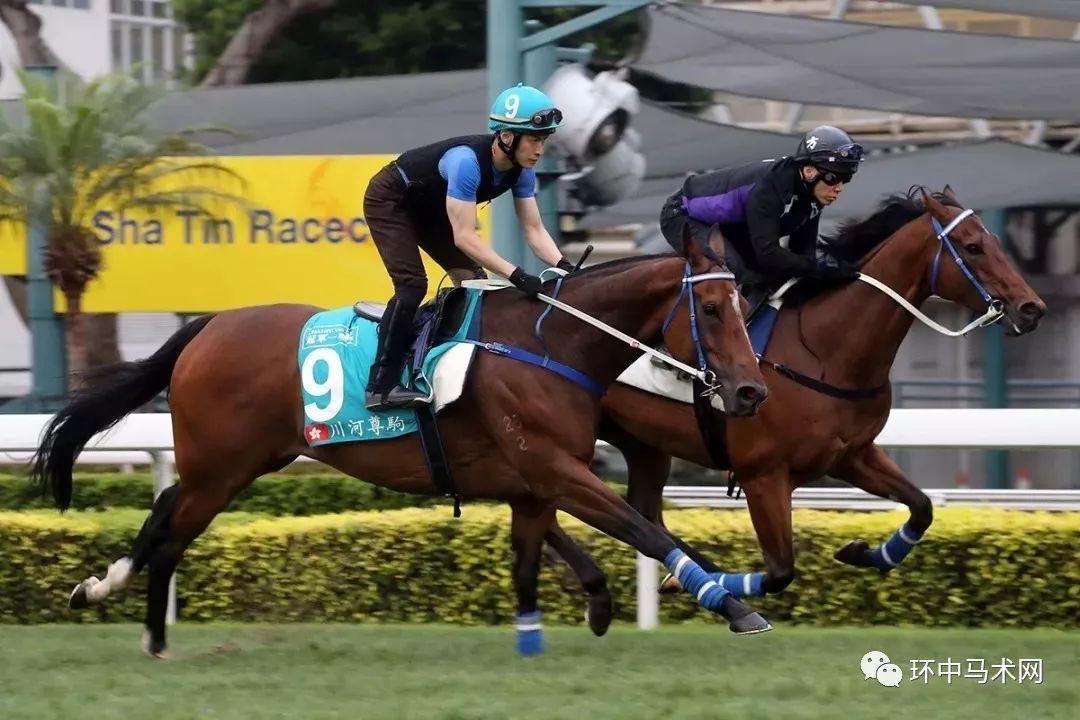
[1019,301,1045,320]
[736,383,766,410]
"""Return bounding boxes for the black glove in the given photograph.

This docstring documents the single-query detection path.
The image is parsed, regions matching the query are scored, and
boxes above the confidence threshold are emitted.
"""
[815,260,860,283]
[556,257,576,274]
[509,267,543,298]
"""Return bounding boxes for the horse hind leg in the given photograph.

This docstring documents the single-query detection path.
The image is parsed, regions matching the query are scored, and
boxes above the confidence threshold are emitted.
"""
[140,474,249,659]
[67,483,182,612]
[510,498,556,655]
[544,521,613,637]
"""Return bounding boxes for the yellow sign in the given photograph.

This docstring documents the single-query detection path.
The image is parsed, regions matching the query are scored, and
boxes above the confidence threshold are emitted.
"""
[0,155,490,312]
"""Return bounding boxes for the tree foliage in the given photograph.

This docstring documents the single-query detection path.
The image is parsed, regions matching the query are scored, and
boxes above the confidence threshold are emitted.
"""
[173,0,644,84]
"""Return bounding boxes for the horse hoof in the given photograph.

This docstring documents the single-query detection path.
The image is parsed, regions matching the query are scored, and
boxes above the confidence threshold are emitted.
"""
[141,630,171,660]
[68,578,97,610]
[729,612,773,635]
[719,594,772,635]
[586,593,613,637]
[658,573,683,594]
[834,539,871,567]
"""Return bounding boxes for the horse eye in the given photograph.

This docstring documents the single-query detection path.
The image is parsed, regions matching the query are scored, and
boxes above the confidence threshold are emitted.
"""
[964,243,983,255]
[703,303,718,316]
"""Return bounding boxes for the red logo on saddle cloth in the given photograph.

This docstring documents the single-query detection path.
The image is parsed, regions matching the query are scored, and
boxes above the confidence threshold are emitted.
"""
[304,423,331,443]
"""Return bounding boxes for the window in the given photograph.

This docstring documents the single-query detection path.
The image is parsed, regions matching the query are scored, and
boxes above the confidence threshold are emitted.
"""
[111,0,125,13]
[173,27,188,75]
[111,20,124,72]
[152,1,168,19]
[151,26,166,81]
[130,24,144,74]
[73,0,89,8]
[131,0,146,16]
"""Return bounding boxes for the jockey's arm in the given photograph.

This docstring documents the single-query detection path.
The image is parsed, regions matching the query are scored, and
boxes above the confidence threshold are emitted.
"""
[746,183,820,279]
[447,197,518,278]
[514,195,564,267]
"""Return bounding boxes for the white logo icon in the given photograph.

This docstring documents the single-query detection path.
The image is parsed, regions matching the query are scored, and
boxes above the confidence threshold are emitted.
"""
[805,135,819,150]
[862,650,902,687]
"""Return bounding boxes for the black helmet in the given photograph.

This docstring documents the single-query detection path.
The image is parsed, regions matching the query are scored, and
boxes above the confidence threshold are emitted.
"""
[795,125,864,174]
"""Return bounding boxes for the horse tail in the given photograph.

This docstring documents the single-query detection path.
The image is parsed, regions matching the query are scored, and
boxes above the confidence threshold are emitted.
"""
[31,314,215,511]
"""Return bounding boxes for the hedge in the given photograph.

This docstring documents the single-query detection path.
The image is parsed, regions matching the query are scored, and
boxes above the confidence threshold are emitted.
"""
[1,507,1077,627]
[0,472,443,515]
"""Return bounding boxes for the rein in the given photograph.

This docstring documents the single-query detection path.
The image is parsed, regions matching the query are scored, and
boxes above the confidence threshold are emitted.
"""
[760,205,1005,400]
[464,261,736,397]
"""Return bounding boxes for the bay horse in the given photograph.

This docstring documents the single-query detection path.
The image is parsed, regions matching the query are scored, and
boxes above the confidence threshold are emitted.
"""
[545,187,1045,625]
[31,232,771,658]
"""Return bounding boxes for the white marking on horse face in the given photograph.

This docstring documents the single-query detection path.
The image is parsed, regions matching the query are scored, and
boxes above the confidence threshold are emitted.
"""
[730,289,754,353]
[710,394,726,412]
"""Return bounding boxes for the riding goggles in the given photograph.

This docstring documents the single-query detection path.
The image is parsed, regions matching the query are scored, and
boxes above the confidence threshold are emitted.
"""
[818,169,854,186]
[530,108,563,128]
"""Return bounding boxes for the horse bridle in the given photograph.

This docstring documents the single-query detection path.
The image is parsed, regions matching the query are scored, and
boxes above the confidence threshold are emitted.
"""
[929,208,1005,323]
[660,263,737,396]
[852,207,1006,337]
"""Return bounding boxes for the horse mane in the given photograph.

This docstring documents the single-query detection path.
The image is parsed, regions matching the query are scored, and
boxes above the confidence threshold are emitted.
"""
[824,186,961,263]
[782,186,961,308]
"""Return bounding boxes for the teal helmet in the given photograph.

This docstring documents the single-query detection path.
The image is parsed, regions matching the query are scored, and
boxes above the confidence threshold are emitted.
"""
[488,83,563,135]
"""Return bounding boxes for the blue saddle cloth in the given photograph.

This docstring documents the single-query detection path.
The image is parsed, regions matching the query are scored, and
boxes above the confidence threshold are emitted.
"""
[747,303,779,356]
[297,289,482,446]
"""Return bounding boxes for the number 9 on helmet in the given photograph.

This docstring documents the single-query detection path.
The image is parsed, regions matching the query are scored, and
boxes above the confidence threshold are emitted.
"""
[489,83,563,135]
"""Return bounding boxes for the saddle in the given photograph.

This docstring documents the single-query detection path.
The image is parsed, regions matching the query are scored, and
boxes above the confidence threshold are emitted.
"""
[349,286,478,518]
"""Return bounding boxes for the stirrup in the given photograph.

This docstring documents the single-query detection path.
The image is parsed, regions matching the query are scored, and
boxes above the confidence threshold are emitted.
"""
[364,386,429,411]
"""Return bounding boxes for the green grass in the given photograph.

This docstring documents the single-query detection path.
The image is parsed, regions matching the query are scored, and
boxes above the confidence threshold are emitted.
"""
[1,624,1076,719]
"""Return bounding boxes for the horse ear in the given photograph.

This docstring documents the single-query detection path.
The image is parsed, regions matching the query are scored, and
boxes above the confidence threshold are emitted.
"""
[920,187,947,217]
[680,223,703,262]
[942,184,960,203]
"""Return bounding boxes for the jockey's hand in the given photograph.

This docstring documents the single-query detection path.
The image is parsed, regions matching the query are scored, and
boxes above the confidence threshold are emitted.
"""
[556,257,576,274]
[816,260,860,283]
[509,267,543,298]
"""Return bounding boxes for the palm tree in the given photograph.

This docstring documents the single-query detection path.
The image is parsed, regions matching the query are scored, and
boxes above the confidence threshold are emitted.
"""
[0,69,246,380]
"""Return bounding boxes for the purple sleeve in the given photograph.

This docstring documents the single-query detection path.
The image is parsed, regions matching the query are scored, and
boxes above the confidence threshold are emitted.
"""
[683,184,754,225]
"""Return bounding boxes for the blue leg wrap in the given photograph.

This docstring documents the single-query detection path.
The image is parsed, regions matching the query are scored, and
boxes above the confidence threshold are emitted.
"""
[515,610,544,656]
[664,549,730,612]
[868,521,924,572]
[706,571,767,598]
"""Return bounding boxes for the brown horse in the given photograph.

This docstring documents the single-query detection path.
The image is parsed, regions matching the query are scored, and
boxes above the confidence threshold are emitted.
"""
[31,233,771,658]
[545,187,1045,624]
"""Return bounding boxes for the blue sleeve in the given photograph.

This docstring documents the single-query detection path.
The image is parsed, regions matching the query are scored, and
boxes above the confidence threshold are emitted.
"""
[438,146,481,202]
[512,168,537,199]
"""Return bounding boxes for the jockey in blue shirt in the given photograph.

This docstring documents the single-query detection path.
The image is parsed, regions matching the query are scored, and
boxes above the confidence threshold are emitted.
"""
[363,83,575,411]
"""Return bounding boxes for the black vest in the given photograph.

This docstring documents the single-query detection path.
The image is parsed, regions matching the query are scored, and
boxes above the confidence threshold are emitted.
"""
[394,134,522,232]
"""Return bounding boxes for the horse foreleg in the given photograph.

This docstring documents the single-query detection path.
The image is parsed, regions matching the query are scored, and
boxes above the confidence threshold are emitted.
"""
[604,420,725,595]
[831,443,933,574]
[741,471,795,595]
[549,457,771,635]
[510,497,556,655]
[544,520,613,637]
[658,470,792,599]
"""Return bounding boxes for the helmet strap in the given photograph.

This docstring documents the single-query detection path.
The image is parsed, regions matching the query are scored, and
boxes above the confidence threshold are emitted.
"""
[495,131,522,167]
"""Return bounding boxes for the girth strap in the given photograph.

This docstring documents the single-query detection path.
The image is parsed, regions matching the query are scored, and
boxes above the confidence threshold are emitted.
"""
[414,402,460,517]
[757,357,886,400]
[464,340,606,397]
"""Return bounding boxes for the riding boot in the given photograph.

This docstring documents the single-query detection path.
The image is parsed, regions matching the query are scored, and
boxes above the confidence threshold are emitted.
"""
[365,298,429,411]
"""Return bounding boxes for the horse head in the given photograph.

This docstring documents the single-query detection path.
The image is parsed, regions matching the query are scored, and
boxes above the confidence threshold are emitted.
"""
[660,224,767,417]
[920,186,1045,335]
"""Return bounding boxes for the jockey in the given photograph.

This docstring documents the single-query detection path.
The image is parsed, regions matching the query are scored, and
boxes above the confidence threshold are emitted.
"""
[363,83,575,411]
[659,125,864,312]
